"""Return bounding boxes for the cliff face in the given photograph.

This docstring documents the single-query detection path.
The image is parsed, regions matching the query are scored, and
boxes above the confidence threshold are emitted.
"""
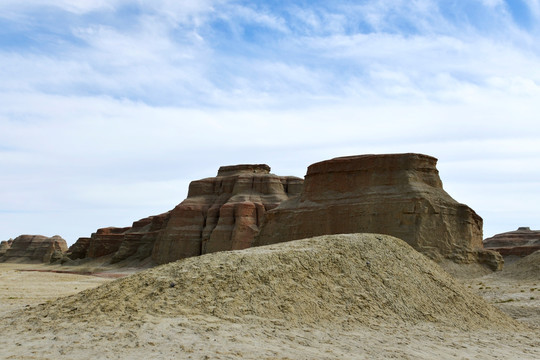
[67,212,171,263]
[151,164,303,264]
[66,164,302,265]
[254,154,502,270]
[1,235,67,263]
[484,227,540,256]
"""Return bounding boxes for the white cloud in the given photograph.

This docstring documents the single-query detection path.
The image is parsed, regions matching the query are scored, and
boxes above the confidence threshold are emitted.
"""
[1,0,540,244]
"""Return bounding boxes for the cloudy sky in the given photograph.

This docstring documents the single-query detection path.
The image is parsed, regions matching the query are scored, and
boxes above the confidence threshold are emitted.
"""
[1,0,539,245]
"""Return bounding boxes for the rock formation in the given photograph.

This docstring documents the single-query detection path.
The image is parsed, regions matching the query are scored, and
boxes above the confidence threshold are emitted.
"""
[68,227,129,260]
[0,239,13,257]
[151,164,303,264]
[483,227,540,256]
[66,237,91,260]
[1,235,68,263]
[67,164,302,265]
[254,153,502,270]
[67,212,171,263]
[112,212,171,263]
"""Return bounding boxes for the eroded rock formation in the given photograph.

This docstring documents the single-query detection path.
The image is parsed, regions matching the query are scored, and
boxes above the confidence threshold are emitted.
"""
[483,227,540,256]
[0,239,13,257]
[112,212,171,263]
[67,237,91,260]
[254,153,502,270]
[67,213,171,263]
[1,235,67,263]
[151,164,303,264]
[66,164,302,265]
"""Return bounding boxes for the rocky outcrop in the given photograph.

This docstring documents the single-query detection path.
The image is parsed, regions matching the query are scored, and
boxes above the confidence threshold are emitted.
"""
[67,213,171,263]
[111,212,171,263]
[67,237,91,260]
[1,235,68,263]
[151,164,303,264]
[483,227,540,256]
[85,227,131,258]
[65,164,301,265]
[0,239,13,257]
[254,153,502,270]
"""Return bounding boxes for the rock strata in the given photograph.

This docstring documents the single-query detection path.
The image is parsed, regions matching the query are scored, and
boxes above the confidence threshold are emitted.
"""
[0,239,13,257]
[254,153,502,270]
[66,237,91,260]
[66,164,301,265]
[111,212,171,263]
[85,227,131,259]
[483,227,540,256]
[151,164,303,264]
[1,235,68,263]
[67,213,171,263]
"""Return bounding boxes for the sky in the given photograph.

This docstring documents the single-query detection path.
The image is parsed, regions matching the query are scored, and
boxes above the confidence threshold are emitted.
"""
[1,0,539,246]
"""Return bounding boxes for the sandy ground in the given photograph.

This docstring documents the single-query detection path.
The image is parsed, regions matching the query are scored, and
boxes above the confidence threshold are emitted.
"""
[0,241,539,359]
[0,263,113,317]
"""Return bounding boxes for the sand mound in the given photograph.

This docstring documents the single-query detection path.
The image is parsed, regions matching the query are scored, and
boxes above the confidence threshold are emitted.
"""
[502,250,540,280]
[17,234,518,330]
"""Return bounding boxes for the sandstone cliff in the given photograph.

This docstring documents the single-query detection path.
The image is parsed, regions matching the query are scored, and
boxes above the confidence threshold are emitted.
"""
[67,164,302,265]
[483,227,540,256]
[254,154,502,270]
[112,212,171,263]
[67,212,170,263]
[151,164,303,264]
[1,235,67,263]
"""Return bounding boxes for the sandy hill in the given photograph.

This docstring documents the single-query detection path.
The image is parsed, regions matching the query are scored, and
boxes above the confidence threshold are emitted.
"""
[502,250,540,280]
[15,233,518,331]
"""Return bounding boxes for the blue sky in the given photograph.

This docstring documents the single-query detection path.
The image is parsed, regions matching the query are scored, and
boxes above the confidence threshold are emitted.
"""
[1,0,539,245]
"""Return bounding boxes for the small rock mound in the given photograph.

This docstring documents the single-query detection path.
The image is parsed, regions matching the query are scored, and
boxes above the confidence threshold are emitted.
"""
[21,234,518,331]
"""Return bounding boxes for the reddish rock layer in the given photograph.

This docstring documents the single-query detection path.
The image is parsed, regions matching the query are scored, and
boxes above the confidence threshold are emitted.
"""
[66,164,301,265]
[483,227,540,256]
[1,235,68,263]
[151,164,303,264]
[68,212,171,263]
[67,237,91,260]
[254,154,502,270]
[111,212,171,263]
[85,227,131,259]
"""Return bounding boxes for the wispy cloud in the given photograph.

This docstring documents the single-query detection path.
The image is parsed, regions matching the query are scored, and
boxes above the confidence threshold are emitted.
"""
[1,1,540,242]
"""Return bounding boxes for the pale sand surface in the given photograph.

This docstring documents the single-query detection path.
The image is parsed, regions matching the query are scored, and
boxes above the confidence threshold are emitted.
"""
[0,263,113,317]
[0,236,539,359]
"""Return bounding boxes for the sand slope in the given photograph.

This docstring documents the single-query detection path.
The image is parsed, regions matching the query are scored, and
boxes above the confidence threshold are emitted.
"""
[0,234,538,359]
[13,234,517,329]
[502,250,540,280]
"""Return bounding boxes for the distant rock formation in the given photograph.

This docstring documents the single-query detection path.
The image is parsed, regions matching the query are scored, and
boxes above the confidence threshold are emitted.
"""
[151,164,303,264]
[67,212,170,263]
[67,164,302,265]
[254,154,502,270]
[1,235,68,263]
[67,237,91,260]
[112,212,171,263]
[483,227,540,256]
[0,239,13,257]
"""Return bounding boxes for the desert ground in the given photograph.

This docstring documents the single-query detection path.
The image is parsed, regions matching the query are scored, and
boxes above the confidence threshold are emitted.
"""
[0,235,539,360]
